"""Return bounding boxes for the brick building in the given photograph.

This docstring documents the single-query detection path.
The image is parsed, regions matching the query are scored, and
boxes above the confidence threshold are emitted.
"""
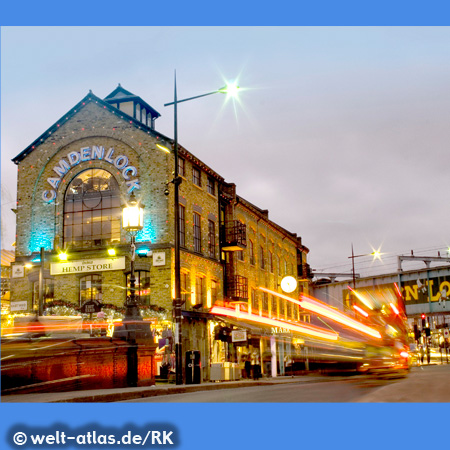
[10,85,310,380]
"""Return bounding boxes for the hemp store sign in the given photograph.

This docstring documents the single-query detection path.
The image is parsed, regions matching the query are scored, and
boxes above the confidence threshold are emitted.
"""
[51,257,125,275]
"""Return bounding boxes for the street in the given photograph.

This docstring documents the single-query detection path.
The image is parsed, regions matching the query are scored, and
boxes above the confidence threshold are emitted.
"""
[119,364,450,403]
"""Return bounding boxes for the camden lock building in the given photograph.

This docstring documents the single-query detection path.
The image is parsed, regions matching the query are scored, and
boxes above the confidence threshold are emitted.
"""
[10,85,310,381]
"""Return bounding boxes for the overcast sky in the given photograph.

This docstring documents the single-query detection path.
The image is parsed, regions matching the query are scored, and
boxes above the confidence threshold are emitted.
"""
[2,26,450,277]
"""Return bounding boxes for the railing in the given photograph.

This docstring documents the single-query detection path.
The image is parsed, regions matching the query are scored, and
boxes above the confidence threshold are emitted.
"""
[226,274,248,301]
[220,221,247,251]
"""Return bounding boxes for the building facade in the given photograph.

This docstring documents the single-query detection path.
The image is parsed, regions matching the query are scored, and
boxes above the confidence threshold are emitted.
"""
[10,85,310,380]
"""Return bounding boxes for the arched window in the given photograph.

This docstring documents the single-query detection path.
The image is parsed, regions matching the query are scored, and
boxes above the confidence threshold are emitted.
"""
[64,169,121,249]
[80,274,102,306]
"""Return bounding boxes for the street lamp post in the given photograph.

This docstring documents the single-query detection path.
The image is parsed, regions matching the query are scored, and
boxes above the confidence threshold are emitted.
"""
[115,191,151,342]
[38,246,45,316]
[163,73,239,385]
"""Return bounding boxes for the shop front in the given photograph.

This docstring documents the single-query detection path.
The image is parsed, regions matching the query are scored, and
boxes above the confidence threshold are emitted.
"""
[208,316,307,380]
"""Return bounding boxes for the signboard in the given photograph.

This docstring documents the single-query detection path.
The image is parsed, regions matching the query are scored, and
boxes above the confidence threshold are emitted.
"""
[153,252,166,267]
[42,145,141,202]
[444,329,449,338]
[10,300,28,311]
[80,299,102,314]
[51,257,125,275]
[231,330,247,342]
[11,264,24,278]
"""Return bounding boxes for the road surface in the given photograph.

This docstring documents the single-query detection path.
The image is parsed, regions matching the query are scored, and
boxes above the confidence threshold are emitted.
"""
[119,364,450,402]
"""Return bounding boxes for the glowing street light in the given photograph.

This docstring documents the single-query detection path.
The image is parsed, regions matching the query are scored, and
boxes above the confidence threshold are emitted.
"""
[348,244,383,289]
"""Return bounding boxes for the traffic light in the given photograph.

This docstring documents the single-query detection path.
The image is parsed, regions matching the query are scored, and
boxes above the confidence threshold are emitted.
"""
[421,314,426,328]
[413,324,421,341]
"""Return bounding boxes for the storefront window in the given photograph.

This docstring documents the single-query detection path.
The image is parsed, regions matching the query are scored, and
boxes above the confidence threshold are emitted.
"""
[126,271,150,305]
[64,169,121,249]
[80,274,102,306]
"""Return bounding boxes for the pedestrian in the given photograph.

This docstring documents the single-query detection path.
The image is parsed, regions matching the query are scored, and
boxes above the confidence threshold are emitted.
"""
[426,345,431,364]
[251,350,261,380]
[244,355,251,379]
[419,345,424,364]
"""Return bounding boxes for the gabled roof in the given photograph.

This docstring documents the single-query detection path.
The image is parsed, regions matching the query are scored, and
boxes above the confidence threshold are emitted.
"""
[104,84,161,119]
[12,90,168,165]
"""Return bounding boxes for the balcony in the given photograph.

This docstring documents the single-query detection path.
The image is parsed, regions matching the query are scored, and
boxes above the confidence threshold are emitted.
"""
[226,275,248,302]
[221,221,247,251]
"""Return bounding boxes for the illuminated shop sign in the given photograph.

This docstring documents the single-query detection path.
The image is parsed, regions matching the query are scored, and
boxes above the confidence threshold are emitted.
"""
[42,146,140,202]
[402,275,450,304]
[50,256,125,275]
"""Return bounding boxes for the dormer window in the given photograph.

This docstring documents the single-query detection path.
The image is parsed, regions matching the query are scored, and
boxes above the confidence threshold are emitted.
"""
[136,103,141,121]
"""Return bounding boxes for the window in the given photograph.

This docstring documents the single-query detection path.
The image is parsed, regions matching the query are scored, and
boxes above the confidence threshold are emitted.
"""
[179,204,186,248]
[249,240,255,265]
[193,212,201,253]
[292,304,299,321]
[208,220,215,258]
[181,271,189,304]
[271,296,277,318]
[80,274,102,306]
[141,108,146,125]
[126,271,150,305]
[193,167,201,186]
[262,292,268,312]
[251,289,258,313]
[211,280,218,305]
[195,276,205,306]
[269,251,273,273]
[237,250,244,261]
[280,299,285,316]
[207,177,215,195]
[178,157,185,177]
[277,255,281,275]
[284,259,288,275]
[287,301,292,318]
[64,169,121,249]
[135,103,141,121]
[260,246,265,270]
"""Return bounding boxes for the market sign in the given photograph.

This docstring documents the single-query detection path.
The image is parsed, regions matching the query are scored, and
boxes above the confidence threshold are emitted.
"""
[153,252,166,267]
[11,264,25,279]
[50,257,125,275]
[231,330,247,342]
[81,299,102,314]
